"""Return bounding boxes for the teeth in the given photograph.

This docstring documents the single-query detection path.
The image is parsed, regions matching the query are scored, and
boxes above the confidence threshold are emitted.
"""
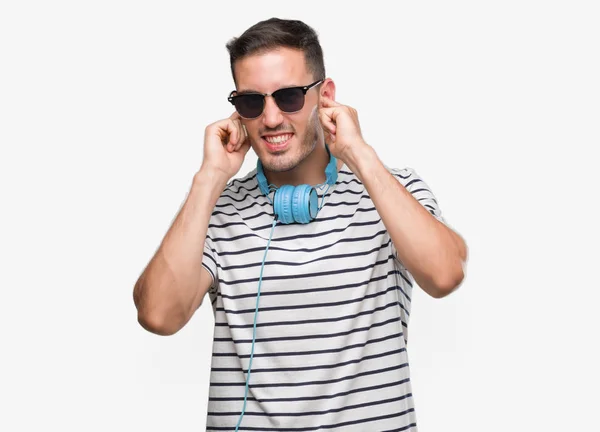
[265,134,292,144]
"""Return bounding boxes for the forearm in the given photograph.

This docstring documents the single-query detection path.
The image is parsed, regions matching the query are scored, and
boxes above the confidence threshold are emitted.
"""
[133,167,228,334]
[343,144,466,298]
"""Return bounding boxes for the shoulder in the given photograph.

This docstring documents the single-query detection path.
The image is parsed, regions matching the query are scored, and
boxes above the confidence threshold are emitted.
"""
[384,165,430,190]
[207,167,267,226]
[386,165,445,221]
[334,164,425,194]
[341,163,423,188]
[219,168,260,201]
[387,166,418,182]
[386,165,433,192]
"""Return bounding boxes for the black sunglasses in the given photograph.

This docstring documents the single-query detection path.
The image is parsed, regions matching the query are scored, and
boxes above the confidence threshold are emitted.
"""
[228,80,323,119]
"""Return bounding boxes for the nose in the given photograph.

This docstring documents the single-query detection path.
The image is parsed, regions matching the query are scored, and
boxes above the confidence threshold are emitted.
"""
[261,95,284,128]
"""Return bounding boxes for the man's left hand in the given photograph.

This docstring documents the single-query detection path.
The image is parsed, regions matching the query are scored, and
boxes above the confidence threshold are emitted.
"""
[318,96,368,162]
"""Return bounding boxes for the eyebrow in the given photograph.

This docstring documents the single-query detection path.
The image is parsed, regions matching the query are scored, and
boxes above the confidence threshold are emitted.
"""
[235,84,301,95]
[235,89,262,95]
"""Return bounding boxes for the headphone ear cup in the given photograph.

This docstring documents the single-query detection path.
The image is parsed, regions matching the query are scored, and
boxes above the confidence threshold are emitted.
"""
[292,185,318,224]
[274,185,295,224]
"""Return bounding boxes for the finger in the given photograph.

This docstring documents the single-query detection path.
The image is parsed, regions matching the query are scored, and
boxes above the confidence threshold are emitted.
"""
[220,119,239,150]
[320,96,341,108]
[231,120,247,151]
[324,128,336,145]
[212,119,232,143]
[319,108,337,135]
[320,120,336,145]
[238,139,252,157]
[229,111,241,120]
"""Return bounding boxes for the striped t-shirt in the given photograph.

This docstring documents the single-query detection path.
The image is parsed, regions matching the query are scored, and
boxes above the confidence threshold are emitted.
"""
[201,162,445,431]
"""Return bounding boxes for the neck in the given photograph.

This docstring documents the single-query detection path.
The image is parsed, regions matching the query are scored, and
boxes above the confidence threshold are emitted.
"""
[264,142,339,187]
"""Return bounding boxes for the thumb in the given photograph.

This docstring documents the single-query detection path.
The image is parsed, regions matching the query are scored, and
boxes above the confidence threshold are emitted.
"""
[238,140,252,157]
[324,128,336,145]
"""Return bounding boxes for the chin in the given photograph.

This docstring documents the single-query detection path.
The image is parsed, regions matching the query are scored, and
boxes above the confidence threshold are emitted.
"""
[256,136,292,171]
[261,153,297,173]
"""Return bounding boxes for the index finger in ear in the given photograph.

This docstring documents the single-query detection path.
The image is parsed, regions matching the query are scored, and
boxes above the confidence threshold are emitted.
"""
[320,96,341,108]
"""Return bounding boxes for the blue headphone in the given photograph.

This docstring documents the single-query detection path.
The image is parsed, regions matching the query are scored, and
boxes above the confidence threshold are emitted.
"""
[256,146,338,224]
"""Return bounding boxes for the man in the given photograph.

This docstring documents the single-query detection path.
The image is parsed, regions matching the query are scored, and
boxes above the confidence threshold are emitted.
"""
[134,17,468,431]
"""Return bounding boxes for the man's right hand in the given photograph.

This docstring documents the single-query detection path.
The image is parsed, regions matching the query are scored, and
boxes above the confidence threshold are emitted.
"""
[200,112,252,180]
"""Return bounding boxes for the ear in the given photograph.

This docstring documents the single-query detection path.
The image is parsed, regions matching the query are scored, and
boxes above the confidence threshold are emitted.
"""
[319,78,336,105]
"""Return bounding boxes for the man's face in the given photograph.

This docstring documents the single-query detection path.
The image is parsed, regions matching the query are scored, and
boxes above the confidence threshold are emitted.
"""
[233,47,323,173]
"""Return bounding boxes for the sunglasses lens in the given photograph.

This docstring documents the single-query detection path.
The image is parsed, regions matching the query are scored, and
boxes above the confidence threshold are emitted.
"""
[234,94,264,118]
[273,88,305,113]
[231,87,306,118]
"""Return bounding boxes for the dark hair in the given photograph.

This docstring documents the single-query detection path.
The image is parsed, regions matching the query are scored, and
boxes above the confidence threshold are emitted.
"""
[226,18,325,85]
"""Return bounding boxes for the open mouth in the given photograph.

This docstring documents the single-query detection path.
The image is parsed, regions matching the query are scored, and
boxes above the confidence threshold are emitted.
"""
[262,133,293,152]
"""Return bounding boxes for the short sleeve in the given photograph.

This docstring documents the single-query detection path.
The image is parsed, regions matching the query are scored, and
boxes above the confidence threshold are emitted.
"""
[390,167,446,224]
[389,167,448,264]
[202,235,218,290]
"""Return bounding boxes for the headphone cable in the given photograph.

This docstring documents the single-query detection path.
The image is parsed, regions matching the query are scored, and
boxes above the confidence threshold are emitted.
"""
[235,218,278,431]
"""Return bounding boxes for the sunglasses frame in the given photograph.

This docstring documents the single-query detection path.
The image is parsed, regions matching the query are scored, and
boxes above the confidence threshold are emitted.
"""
[228,79,323,119]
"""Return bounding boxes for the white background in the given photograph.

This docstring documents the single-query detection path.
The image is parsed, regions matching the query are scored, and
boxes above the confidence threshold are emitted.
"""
[1,1,598,431]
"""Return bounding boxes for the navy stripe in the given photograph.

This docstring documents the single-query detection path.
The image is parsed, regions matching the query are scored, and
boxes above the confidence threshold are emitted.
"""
[215,301,401,329]
[217,284,402,316]
[212,195,371,218]
[219,191,264,204]
[210,219,382,243]
[217,254,394,286]
[206,410,416,431]
[222,183,260,199]
[203,251,217,266]
[211,209,271,222]
[208,206,377,230]
[410,187,431,195]
[213,331,403,359]
[220,269,399,301]
[397,298,410,316]
[212,264,412,306]
[209,229,387,257]
[208,392,412,417]
[201,262,215,281]
[210,363,409,388]
[211,347,406,374]
[392,172,412,180]
[404,179,423,188]
[213,316,400,344]
[218,191,263,204]
[227,173,257,189]
[215,184,365,210]
[382,423,418,432]
[208,377,410,402]
[325,196,371,207]
[336,178,362,187]
[217,238,391,271]
[213,200,271,213]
